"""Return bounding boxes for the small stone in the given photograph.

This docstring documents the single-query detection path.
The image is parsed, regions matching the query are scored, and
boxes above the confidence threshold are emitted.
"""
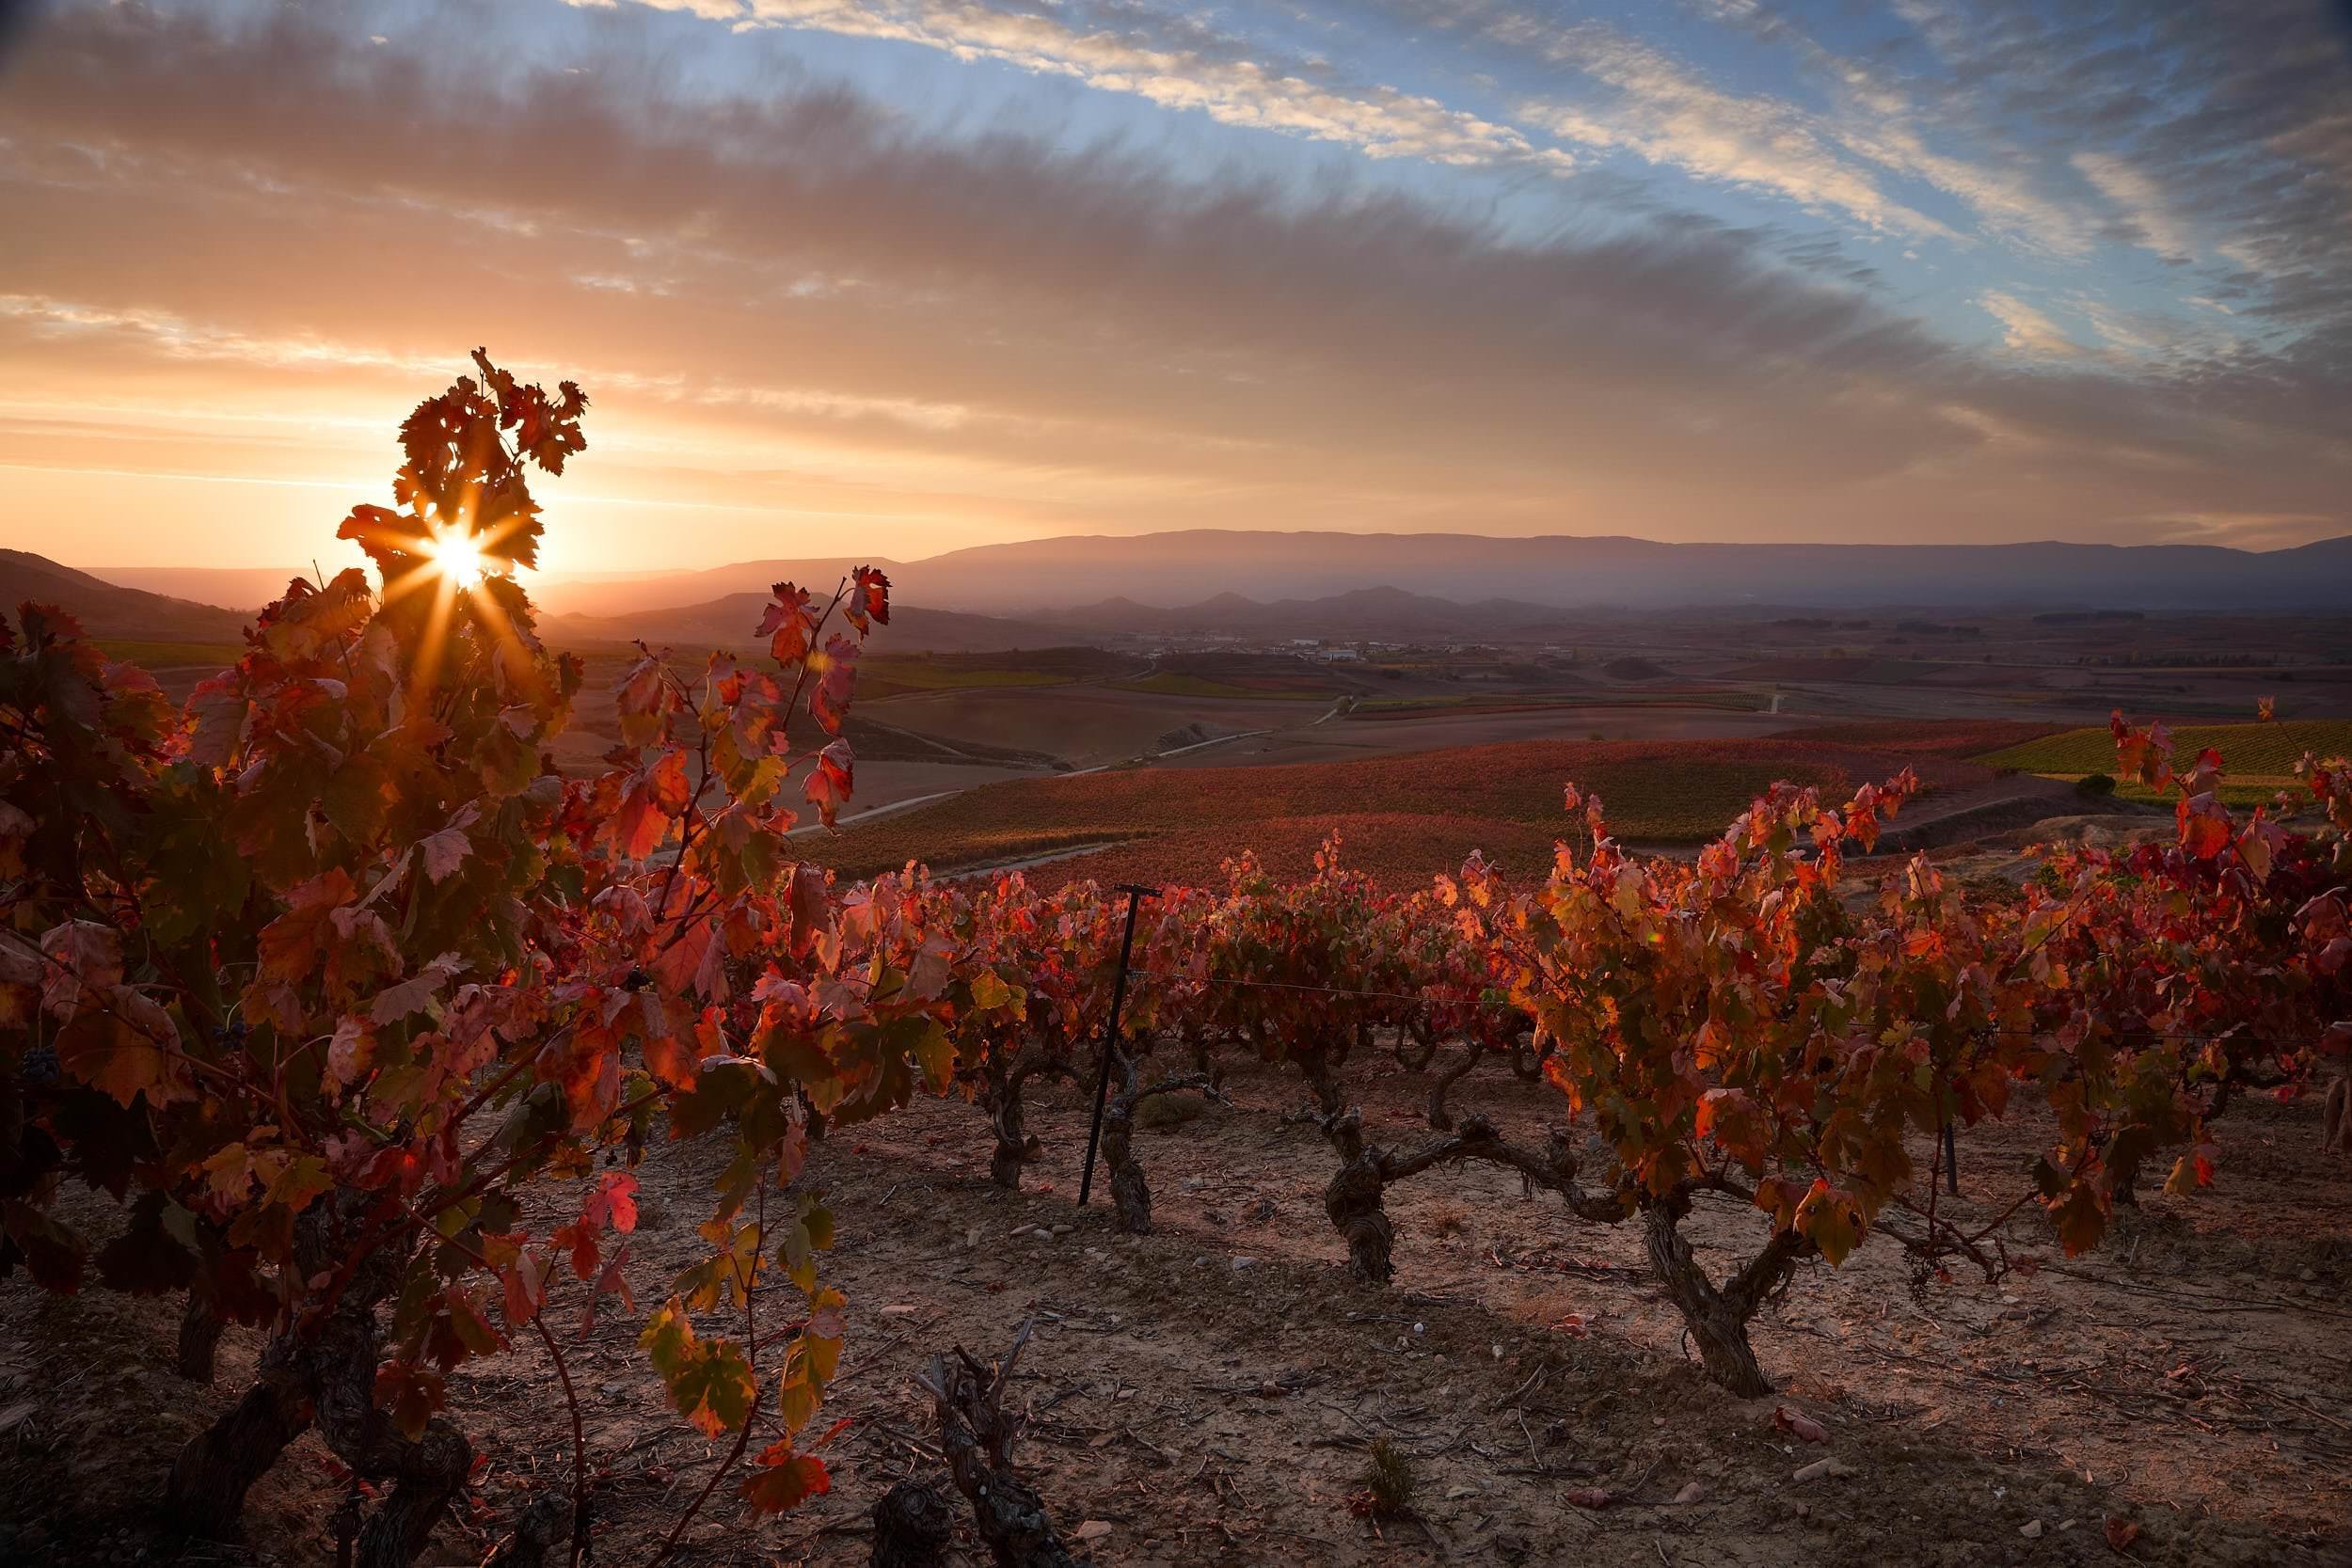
[1231,1255,1257,1270]
[1412,1322,1425,1335]
[2299,1267,2319,1283]
[1073,1521,1113,1543]
[1445,1485,1481,1500]
[1673,1481,1707,1505]
[1052,1223,1075,1236]
[1491,1343,1504,1360]
[2020,1520,2043,1539]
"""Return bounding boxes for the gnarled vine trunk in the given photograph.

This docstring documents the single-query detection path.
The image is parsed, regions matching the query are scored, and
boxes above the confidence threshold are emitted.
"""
[915,1324,1093,1568]
[1098,1050,1216,1234]
[176,1293,224,1383]
[1641,1197,1807,1399]
[1424,1044,1481,1131]
[986,1079,1038,1189]
[166,1189,488,1568]
[1321,1112,1625,1288]
[984,1060,1081,1190]
[1321,1111,1397,1283]
[163,1338,310,1539]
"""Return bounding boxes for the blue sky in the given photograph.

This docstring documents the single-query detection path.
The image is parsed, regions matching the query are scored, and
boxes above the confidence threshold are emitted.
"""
[0,0,2346,568]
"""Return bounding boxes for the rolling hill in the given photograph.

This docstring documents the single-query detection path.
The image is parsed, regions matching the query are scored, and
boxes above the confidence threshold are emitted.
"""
[539,593,1075,656]
[1043,586,1585,641]
[417,530,2352,622]
[1,550,253,641]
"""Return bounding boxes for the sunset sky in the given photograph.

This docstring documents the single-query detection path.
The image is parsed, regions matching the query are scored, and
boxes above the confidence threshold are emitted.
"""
[2,0,2348,576]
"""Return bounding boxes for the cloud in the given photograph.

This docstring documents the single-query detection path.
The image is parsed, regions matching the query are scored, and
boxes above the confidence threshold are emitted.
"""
[2072,150,2196,262]
[582,0,1584,172]
[1885,0,2352,323]
[1979,292,2076,359]
[1509,26,1955,240]
[0,0,2344,567]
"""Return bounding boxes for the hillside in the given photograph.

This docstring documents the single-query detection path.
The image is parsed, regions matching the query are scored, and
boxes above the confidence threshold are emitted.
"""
[540,594,1077,656]
[1043,585,1582,641]
[0,549,252,641]
[792,734,2004,888]
[489,530,2352,621]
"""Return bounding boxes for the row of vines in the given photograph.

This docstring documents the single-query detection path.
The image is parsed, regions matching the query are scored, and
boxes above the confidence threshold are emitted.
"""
[4,356,2347,1566]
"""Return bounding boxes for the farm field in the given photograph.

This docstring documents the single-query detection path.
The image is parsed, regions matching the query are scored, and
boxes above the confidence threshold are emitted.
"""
[793,735,2005,885]
[1348,689,1767,716]
[1976,719,2352,780]
[860,647,1136,699]
[861,685,1313,769]
[10,1058,2343,1566]
[1114,673,1338,700]
[93,639,244,670]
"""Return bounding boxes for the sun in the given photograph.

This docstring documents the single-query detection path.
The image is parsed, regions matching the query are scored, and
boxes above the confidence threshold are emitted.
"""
[422,524,486,590]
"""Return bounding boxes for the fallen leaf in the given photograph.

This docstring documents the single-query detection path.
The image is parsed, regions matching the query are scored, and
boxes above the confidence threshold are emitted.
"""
[1773,1405,1830,1444]
[2105,1517,2140,1553]
[1073,1520,1112,1543]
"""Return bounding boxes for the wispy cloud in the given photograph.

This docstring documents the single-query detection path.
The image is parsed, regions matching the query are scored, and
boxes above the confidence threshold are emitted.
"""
[0,0,2344,568]
[1510,26,1955,240]
[1979,292,2077,358]
[2072,151,2195,263]
[580,0,1581,171]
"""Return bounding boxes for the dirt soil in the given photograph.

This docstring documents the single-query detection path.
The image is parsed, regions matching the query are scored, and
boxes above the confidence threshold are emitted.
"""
[5,1057,2348,1568]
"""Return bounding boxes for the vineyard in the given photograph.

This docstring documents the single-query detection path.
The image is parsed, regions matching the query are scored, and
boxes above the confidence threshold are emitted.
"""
[4,357,2351,1567]
[1978,720,2352,796]
[788,738,2010,888]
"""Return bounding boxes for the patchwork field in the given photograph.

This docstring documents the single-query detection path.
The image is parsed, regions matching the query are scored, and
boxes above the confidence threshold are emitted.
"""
[1976,718,2352,777]
[860,647,1136,699]
[1974,719,2352,806]
[1114,673,1339,700]
[795,735,2009,887]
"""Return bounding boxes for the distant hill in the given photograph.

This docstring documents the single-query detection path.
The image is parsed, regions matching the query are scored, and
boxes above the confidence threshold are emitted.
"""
[472,530,2352,619]
[78,564,320,613]
[1045,585,1581,641]
[542,593,1074,656]
[532,557,914,620]
[1,550,251,641]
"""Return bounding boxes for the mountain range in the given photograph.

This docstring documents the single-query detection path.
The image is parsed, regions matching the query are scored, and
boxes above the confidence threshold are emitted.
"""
[486,530,2352,619]
[40,530,2352,656]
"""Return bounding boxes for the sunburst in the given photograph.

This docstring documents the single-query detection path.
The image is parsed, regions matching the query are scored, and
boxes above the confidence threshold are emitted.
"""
[421,522,487,589]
